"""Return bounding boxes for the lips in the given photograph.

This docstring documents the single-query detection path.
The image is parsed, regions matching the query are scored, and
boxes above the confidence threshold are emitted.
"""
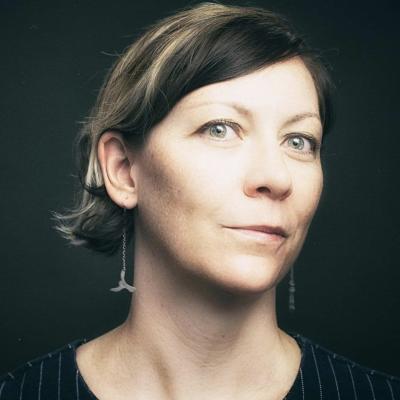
[227,225,288,238]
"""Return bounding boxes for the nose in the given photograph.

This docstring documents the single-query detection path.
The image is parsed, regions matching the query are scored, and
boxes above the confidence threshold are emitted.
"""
[243,139,292,201]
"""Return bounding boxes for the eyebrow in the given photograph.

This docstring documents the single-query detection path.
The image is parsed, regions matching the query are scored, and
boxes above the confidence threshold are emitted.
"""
[283,112,322,126]
[185,100,252,116]
[185,101,321,125]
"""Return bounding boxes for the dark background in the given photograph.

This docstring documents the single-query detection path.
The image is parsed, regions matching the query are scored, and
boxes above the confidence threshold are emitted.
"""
[1,0,399,377]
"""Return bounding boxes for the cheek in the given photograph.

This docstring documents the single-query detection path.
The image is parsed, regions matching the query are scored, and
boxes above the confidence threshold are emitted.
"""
[279,164,323,271]
[292,163,323,224]
[136,142,212,239]
[135,143,228,273]
[136,149,184,224]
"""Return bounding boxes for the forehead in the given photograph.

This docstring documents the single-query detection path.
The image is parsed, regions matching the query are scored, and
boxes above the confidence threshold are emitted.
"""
[176,57,319,118]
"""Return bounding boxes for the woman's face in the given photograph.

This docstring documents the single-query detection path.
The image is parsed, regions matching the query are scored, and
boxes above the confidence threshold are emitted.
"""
[132,57,323,295]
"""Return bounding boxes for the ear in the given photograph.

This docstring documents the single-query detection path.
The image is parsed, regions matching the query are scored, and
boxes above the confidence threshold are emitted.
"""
[97,131,138,209]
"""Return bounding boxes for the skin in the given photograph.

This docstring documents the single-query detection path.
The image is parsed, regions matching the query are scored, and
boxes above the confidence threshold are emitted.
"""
[76,56,324,400]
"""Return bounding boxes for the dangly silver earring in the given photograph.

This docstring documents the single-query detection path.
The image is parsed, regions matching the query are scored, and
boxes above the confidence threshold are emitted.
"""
[289,266,295,312]
[110,208,136,293]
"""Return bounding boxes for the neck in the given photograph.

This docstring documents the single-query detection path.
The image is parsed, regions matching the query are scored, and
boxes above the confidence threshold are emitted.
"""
[102,244,300,400]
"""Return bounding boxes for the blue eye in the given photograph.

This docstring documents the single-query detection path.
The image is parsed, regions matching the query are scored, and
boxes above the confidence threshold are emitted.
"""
[199,119,240,140]
[209,124,228,138]
[288,136,306,150]
[286,134,318,154]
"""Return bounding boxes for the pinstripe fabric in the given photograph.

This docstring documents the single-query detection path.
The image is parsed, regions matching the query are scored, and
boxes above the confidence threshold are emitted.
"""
[0,381,5,399]
[299,367,305,400]
[75,369,80,400]
[37,362,42,400]
[310,342,323,399]
[1,332,399,399]
[347,362,358,399]
[387,379,396,400]
[18,373,25,400]
[327,354,341,399]
[366,373,377,400]
[57,352,62,400]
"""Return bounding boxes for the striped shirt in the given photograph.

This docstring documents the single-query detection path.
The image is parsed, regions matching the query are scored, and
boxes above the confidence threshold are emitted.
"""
[1,331,399,399]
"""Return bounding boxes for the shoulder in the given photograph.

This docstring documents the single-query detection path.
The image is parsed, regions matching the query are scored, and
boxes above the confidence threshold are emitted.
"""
[292,332,400,399]
[0,338,87,400]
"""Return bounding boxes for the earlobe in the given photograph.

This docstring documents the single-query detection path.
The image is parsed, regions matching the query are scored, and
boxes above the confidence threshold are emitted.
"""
[97,131,138,209]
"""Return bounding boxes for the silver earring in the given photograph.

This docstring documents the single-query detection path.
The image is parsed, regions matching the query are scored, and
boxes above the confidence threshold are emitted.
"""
[110,208,136,293]
[289,266,295,312]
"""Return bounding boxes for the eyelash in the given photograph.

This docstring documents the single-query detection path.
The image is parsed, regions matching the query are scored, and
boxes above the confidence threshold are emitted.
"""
[199,119,320,154]
[199,119,240,139]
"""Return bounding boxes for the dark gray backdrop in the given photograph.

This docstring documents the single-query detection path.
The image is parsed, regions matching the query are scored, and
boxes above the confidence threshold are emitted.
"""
[1,0,399,377]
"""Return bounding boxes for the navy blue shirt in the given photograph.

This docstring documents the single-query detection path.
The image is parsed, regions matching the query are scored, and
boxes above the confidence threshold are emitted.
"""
[1,332,399,399]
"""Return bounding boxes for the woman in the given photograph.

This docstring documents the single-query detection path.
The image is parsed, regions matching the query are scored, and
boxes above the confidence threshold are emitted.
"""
[1,2,399,399]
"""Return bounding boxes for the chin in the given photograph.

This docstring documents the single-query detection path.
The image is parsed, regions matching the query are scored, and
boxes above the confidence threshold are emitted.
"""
[210,254,284,296]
